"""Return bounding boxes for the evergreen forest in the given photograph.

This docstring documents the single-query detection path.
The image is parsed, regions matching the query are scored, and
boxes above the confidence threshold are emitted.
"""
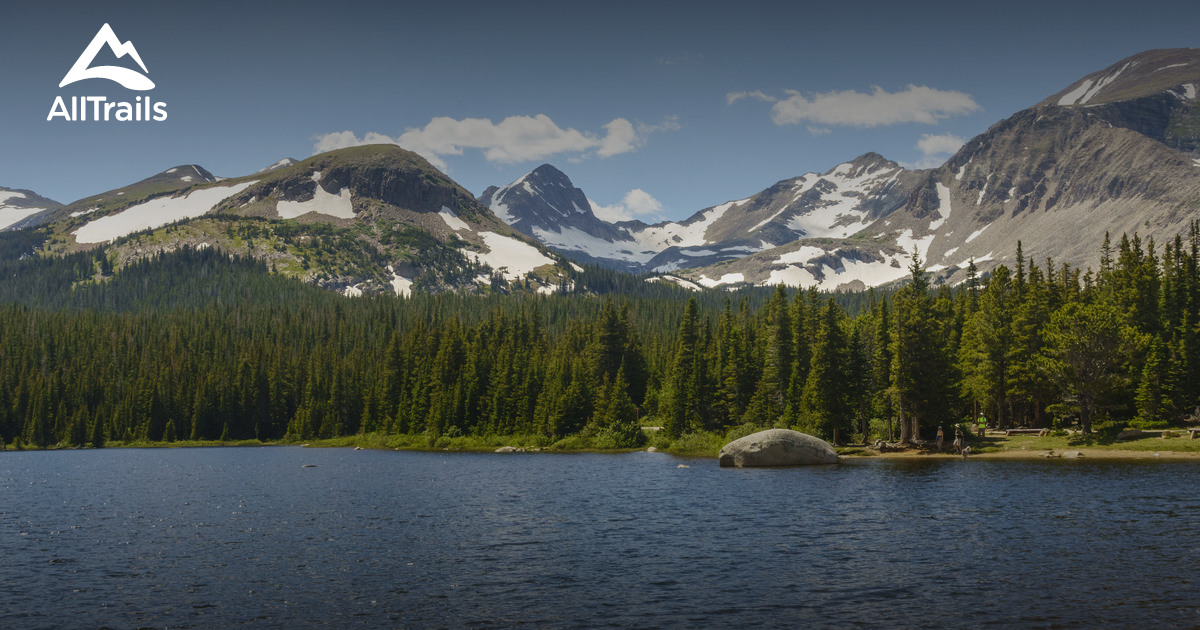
[2,224,1199,451]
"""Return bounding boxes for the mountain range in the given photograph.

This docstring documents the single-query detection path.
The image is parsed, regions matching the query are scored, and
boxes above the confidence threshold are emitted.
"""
[483,48,1200,291]
[4,48,1199,295]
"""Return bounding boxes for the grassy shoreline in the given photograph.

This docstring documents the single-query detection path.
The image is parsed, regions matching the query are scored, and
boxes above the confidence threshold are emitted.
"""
[5,432,1200,460]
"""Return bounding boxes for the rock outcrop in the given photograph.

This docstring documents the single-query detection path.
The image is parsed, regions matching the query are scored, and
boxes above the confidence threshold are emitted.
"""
[717,429,839,467]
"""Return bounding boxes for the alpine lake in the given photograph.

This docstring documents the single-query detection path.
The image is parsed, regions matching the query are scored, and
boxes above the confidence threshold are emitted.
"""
[2,446,1199,628]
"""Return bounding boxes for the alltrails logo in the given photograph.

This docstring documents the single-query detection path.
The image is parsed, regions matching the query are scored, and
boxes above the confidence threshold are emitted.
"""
[47,23,167,122]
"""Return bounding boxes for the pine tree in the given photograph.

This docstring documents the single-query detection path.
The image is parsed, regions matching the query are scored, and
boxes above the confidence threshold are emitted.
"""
[663,297,702,437]
[960,266,1015,428]
[800,299,852,443]
[1135,337,1171,426]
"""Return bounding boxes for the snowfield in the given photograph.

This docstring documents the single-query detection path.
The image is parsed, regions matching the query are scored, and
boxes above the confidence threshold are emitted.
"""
[387,266,413,297]
[629,197,751,250]
[465,232,554,282]
[277,184,355,220]
[766,265,818,287]
[928,183,953,230]
[895,229,934,260]
[697,272,744,288]
[75,181,257,244]
[785,165,900,238]
[531,225,657,264]
[646,275,702,291]
[0,191,50,231]
[438,207,470,232]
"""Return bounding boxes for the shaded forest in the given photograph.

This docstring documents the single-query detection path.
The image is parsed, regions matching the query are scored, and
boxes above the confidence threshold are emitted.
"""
[2,224,1199,450]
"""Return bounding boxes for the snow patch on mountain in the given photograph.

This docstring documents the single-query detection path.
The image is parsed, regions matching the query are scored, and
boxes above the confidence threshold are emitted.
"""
[697,272,745,288]
[752,163,902,238]
[0,191,52,230]
[0,207,46,231]
[490,198,515,224]
[75,181,257,244]
[387,266,413,297]
[532,225,657,263]
[438,207,469,232]
[766,266,817,287]
[965,224,990,243]
[277,184,355,220]
[775,246,827,265]
[256,158,298,174]
[929,183,953,230]
[1058,79,1094,106]
[465,232,554,282]
[647,275,702,291]
[631,198,748,250]
[816,256,909,290]
[1082,62,1132,103]
[895,229,934,260]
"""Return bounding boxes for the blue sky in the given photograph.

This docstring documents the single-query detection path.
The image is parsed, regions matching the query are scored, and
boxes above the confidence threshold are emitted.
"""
[1,0,1198,221]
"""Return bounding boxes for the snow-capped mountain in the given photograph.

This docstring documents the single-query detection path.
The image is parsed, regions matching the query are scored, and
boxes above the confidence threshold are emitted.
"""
[479,164,646,271]
[0,187,62,231]
[23,146,570,296]
[676,48,1200,290]
[482,153,925,274]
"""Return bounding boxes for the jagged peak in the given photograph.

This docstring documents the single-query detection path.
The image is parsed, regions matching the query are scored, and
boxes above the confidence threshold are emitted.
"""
[528,163,571,181]
[821,152,903,180]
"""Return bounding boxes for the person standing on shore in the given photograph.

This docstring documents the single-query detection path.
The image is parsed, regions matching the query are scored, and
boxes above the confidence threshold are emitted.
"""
[953,427,964,453]
[977,415,987,438]
[936,426,944,451]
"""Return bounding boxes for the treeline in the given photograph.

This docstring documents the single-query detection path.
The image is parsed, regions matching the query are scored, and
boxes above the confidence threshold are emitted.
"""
[2,224,1199,450]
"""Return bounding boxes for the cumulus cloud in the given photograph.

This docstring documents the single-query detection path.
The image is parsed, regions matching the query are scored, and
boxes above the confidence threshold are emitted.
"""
[917,133,967,156]
[771,86,979,127]
[312,114,678,170]
[729,85,979,129]
[901,133,967,169]
[588,189,665,223]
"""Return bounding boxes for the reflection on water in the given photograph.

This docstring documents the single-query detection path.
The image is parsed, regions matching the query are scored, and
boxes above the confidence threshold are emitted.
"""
[2,447,1199,628]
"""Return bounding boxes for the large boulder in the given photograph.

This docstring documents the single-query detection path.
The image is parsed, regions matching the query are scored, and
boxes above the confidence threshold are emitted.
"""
[718,429,839,467]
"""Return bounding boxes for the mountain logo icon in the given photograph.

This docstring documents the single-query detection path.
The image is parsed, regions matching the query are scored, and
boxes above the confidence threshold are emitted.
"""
[59,23,155,91]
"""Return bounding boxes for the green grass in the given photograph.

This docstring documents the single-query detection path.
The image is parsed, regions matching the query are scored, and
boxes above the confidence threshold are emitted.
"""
[974,432,1200,454]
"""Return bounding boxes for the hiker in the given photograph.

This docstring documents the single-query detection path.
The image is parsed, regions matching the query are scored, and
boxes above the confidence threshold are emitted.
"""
[936,426,944,451]
[953,427,964,453]
[976,414,987,438]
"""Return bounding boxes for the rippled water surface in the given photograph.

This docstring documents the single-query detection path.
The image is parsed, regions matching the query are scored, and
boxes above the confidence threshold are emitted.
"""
[2,447,1199,628]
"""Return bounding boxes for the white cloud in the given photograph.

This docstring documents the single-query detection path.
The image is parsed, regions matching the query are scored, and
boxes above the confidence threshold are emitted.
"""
[726,90,778,106]
[916,133,966,156]
[734,85,978,128]
[637,115,682,134]
[597,119,640,158]
[588,189,664,223]
[901,133,967,169]
[312,114,678,170]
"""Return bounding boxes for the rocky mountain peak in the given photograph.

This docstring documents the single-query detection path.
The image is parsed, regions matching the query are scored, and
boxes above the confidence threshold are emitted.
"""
[1042,48,1200,108]
[479,163,598,225]
[528,163,572,185]
[154,165,216,185]
[841,152,900,176]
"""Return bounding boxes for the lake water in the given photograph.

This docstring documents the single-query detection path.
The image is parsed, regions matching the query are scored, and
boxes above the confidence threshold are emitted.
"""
[2,447,1199,628]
